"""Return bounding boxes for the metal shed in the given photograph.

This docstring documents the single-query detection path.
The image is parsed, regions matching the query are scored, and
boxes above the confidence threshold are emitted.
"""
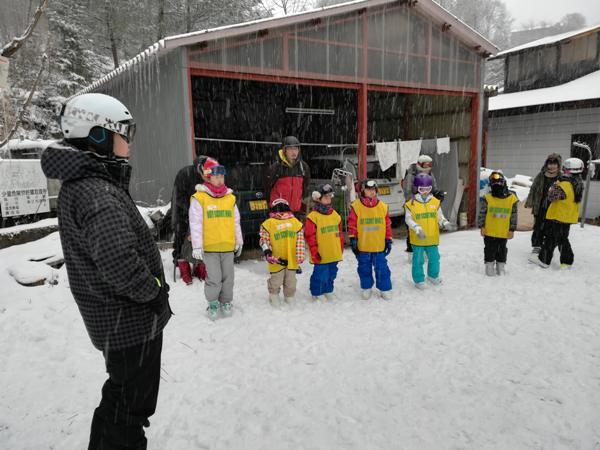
[78,0,497,224]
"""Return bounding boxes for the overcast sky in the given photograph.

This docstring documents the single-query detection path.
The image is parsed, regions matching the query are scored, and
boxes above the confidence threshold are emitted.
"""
[502,0,600,29]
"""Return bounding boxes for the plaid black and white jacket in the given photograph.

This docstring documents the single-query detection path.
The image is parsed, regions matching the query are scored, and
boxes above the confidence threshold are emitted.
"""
[41,142,170,352]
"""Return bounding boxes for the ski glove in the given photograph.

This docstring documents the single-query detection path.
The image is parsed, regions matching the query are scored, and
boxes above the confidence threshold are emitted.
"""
[234,245,243,258]
[263,249,273,258]
[415,227,426,240]
[384,239,393,256]
[148,279,170,315]
[196,262,207,281]
[442,221,457,232]
[350,238,359,256]
[192,248,203,261]
[312,252,322,264]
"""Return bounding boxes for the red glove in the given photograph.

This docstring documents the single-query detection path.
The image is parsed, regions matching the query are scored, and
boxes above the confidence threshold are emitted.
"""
[195,262,207,281]
[311,252,321,264]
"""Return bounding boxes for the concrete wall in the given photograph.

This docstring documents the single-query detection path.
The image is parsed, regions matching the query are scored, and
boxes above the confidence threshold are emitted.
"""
[487,107,600,218]
[95,47,193,205]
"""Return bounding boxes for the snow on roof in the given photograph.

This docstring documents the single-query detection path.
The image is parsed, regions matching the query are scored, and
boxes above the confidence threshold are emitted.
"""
[488,69,600,111]
[492,24,600,59]
[77,0,497,96]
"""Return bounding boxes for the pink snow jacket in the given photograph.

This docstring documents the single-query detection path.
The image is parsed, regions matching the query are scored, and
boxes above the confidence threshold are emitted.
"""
[189,183,243,251]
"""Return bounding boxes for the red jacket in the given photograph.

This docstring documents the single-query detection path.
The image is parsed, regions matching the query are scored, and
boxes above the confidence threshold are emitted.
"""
[304,207,345,264]
[347,197,392,240]
[266,149,311,212]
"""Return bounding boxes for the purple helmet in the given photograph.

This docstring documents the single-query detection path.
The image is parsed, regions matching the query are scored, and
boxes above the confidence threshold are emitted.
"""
[412,173,433,194]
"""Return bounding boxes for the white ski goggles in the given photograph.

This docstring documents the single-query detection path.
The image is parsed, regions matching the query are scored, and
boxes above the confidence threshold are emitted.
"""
[417,186,432,195]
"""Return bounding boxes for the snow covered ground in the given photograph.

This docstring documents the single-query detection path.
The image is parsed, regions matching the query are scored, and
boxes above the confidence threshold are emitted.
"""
[1,228,599,449]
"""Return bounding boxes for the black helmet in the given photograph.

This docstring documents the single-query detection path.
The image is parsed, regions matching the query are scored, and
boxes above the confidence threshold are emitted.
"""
[312,183,335,201]
[361,179,378,191]
[489,171,506,187]
[282,136,300,148]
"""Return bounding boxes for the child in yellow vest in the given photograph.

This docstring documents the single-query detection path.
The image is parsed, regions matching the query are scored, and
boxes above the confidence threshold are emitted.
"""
[348,180,393,300]
[531,157,584,269]
[404,173,453,289]
[189,158,243,320]
[259,198,305,307]
[478,171,518,276]
[305,184,344,301]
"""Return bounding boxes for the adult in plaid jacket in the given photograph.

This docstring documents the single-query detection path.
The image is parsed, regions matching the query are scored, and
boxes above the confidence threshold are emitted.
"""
[41,93,171,450]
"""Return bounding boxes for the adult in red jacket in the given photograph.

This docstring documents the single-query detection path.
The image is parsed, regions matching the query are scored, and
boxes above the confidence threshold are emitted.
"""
[265,136,311,217]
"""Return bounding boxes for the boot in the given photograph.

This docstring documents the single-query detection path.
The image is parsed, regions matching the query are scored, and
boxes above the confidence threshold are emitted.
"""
[207,300,220,320]
[221,302,233,317]
[528,254,549,268]
[495,262,506,276]
[485,262,496,276]
[531,246,541,255]
[284,296,296,306]
[177,260,193,285]
[415,282,426,290]
[269,293,281,307]
[361,289,372,300]
[381,290,392,300]
[427,277,442,285]
[324,293,335,301]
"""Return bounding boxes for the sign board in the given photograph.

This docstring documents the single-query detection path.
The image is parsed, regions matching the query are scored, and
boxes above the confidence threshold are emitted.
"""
[0,159,50,217]
[0,56,9,90]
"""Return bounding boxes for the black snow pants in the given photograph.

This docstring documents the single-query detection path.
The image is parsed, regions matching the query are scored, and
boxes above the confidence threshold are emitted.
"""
[483,236,508,263]
[531,212,546,248]
[539,220,574,266]
[88,333,163,450]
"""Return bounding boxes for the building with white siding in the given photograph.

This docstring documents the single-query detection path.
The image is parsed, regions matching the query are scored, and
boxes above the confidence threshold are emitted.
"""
[486,25,600,218]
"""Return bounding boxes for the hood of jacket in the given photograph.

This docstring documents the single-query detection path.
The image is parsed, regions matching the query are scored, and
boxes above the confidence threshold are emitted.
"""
[41,141,131,190]
[278,148,304,169]
[542,153,562,171]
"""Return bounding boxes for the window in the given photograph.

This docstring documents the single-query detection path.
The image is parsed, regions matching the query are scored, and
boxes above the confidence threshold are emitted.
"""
[571,134,600,180]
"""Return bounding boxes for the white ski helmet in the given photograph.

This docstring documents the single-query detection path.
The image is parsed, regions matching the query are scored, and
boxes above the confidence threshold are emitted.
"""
[417,154,433,171]
[60,93,136,143]
[563,157,584,175]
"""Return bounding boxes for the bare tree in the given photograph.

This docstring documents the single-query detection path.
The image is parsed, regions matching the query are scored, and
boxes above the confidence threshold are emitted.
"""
[0,54,47,146]
[1,0,49,58]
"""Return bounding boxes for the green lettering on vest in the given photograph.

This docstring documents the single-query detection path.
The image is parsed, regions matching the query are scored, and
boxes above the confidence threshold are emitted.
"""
[489,207,510,215]
[320,224,338,234]
[415,212,436,220]
[274,230,296,241]
[207,210,233,219]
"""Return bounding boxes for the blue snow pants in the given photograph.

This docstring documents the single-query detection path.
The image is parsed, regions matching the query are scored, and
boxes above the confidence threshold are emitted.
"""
[310,262,339,296]
[356,252,392,292]
[412,245,440,283]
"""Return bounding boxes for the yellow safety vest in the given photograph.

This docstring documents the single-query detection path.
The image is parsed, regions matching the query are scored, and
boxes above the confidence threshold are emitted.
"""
[484,193,518,238]
[351,199,388,253]
[307,210,343,264]
[191,191,236,252]
[261,216,303,273]
[546,180,580,224]
[405,197,441,246]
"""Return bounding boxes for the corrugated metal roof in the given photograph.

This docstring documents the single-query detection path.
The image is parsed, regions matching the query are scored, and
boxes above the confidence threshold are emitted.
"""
[490,24,600,60]
[78,0,498,95]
